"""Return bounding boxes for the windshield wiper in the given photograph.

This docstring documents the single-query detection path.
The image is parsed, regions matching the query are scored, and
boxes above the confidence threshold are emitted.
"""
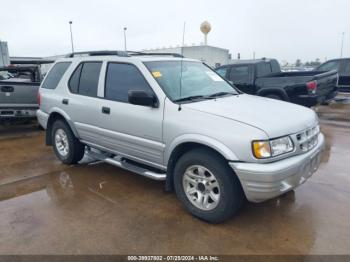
[174,95,207,102]
[206,92,236,99]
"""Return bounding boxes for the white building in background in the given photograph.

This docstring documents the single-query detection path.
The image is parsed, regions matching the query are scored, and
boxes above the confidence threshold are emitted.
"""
[144,45,231,68]
[0,41,10,67]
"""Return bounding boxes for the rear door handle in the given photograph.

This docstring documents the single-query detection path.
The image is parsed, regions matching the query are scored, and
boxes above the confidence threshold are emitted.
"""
[1,86,14,92]
[102,107,110,114]
[62,99,69,105]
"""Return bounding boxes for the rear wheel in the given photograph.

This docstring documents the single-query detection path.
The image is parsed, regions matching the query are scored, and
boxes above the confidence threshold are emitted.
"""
[52,120,85,165]
[174,148,244,223]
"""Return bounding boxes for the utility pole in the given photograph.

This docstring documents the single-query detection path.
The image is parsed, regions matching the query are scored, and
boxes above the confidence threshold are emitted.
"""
[340,32,345,58]
[123,27,127,51]
[69,21,74,53]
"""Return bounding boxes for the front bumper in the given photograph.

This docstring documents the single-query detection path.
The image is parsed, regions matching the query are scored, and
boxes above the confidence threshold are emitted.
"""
[230,133,325,203]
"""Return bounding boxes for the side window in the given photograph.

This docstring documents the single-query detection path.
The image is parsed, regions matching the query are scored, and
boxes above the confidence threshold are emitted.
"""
[216,67,227,78]
[41,62,71,89]
[229,66,250,83]
[68,62,102,97]
[344,60,350,73]
[105,63,154,103]
[256,62,272,77]
[317,61,339,72]
[69,64,83,94]
[79,62,102,97]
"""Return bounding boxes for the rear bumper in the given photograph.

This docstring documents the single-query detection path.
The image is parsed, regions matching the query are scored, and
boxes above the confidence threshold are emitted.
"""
[0,107,38,119]
[296,91,338,107]
[36,109,49,129]
[229,133,325,203]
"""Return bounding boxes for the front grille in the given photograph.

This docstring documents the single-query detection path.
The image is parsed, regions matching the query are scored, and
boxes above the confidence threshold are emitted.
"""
[294,125,320,153]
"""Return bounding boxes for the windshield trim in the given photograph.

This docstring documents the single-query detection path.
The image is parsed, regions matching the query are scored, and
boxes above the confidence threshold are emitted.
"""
[143,61,240,104]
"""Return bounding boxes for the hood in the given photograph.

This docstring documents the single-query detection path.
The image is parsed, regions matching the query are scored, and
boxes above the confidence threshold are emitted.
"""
[183,94,318,138]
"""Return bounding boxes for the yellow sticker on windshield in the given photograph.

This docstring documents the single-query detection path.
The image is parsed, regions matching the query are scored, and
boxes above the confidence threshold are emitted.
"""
[152,71,162,78]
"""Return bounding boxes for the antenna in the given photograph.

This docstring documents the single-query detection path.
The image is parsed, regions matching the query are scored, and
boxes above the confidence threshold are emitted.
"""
[178,22,186,111]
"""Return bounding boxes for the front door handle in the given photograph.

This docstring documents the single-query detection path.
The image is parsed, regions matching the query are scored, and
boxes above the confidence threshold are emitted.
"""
[102,107,110,114]
[62,99,69,105]
[1,86,14,92]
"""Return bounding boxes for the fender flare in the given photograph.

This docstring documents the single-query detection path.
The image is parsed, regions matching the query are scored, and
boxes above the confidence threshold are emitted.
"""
[46,107,80,145]
[257,88,289,101]
[165,134,239,165]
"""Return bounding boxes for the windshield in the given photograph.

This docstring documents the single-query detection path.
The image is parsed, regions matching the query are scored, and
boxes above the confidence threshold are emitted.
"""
[144,61,238,102]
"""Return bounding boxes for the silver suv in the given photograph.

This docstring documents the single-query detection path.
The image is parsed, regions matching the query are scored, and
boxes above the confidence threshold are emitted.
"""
[37,51,325,223]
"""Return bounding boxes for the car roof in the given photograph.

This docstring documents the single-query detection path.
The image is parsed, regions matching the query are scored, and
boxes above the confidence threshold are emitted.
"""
[57,55,199,63]
[55,51,200,64]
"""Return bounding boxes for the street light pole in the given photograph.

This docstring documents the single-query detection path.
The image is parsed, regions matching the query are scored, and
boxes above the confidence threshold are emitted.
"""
[340,32,345,58]
[123,27,127,51]
[69,21,75,53]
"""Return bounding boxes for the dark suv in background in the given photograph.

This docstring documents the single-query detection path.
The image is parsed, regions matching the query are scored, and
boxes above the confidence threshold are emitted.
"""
[315,58,350,92]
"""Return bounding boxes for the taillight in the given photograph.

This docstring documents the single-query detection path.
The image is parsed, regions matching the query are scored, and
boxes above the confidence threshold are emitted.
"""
[306,80,317,94]
[37,92,41,107]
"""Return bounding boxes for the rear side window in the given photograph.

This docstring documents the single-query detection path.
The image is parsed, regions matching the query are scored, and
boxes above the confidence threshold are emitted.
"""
[41,62,71,89]
[105,63,153,103]
[69,64,83,94]
[68,62,102,97]
[344,60,350,73]
[256,62,272,77]
[229,66,250,83]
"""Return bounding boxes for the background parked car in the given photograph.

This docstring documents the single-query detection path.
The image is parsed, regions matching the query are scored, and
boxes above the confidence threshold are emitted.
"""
[0,59,53,121]
[216,58,338,107]
[315,58,350,93]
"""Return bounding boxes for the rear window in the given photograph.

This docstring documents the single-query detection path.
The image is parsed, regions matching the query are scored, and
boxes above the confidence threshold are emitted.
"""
[317,61,339,72]
[41,62,71,89]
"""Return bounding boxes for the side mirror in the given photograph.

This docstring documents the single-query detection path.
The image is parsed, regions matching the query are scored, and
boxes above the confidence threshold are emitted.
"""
[128,90,158,107]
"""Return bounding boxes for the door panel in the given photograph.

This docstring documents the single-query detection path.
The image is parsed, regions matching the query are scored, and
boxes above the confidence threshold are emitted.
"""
[228,65,255,94]
[95,100,164,165]
[98,62,164,166]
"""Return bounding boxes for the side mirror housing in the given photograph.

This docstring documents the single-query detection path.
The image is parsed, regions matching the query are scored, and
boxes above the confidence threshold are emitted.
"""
[128,90,158,107]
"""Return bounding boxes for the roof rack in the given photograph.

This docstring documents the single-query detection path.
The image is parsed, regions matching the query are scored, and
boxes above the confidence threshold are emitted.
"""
[65,50,130,58]
[127,51,184,58]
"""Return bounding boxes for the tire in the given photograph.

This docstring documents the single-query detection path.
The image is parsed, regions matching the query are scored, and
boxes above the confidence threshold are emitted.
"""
[51,120,85,165]
[174,148,244,223]
[265,94,283,100]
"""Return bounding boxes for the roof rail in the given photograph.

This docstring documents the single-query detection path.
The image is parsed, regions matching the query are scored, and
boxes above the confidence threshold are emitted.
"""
[128,51,184,58]
[65,50,130,58]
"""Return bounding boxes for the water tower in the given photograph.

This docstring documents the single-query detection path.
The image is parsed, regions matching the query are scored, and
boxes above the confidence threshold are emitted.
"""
[200,21,211,45]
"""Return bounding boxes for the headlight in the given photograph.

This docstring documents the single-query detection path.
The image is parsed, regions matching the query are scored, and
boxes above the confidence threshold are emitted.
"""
[252,136,294,159]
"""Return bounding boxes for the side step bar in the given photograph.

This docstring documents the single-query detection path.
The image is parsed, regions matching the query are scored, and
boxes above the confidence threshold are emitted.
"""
[85,148,166,181]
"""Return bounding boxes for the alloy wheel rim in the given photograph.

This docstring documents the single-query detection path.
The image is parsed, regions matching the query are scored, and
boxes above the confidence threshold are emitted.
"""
[182,165,220,211]
[55,129,69,157]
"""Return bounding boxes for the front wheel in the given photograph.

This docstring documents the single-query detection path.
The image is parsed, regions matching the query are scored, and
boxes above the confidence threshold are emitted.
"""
[52,120,85,165]
[174,148,244,223]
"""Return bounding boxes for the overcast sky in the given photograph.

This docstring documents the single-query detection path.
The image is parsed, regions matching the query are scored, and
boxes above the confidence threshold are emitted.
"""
[1,0,349,63]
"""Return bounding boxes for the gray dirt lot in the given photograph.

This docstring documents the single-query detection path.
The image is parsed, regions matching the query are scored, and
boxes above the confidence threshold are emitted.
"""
[0,99,349,255]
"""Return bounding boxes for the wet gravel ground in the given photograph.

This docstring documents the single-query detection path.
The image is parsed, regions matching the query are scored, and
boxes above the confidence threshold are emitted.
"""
[0,97,350,255]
